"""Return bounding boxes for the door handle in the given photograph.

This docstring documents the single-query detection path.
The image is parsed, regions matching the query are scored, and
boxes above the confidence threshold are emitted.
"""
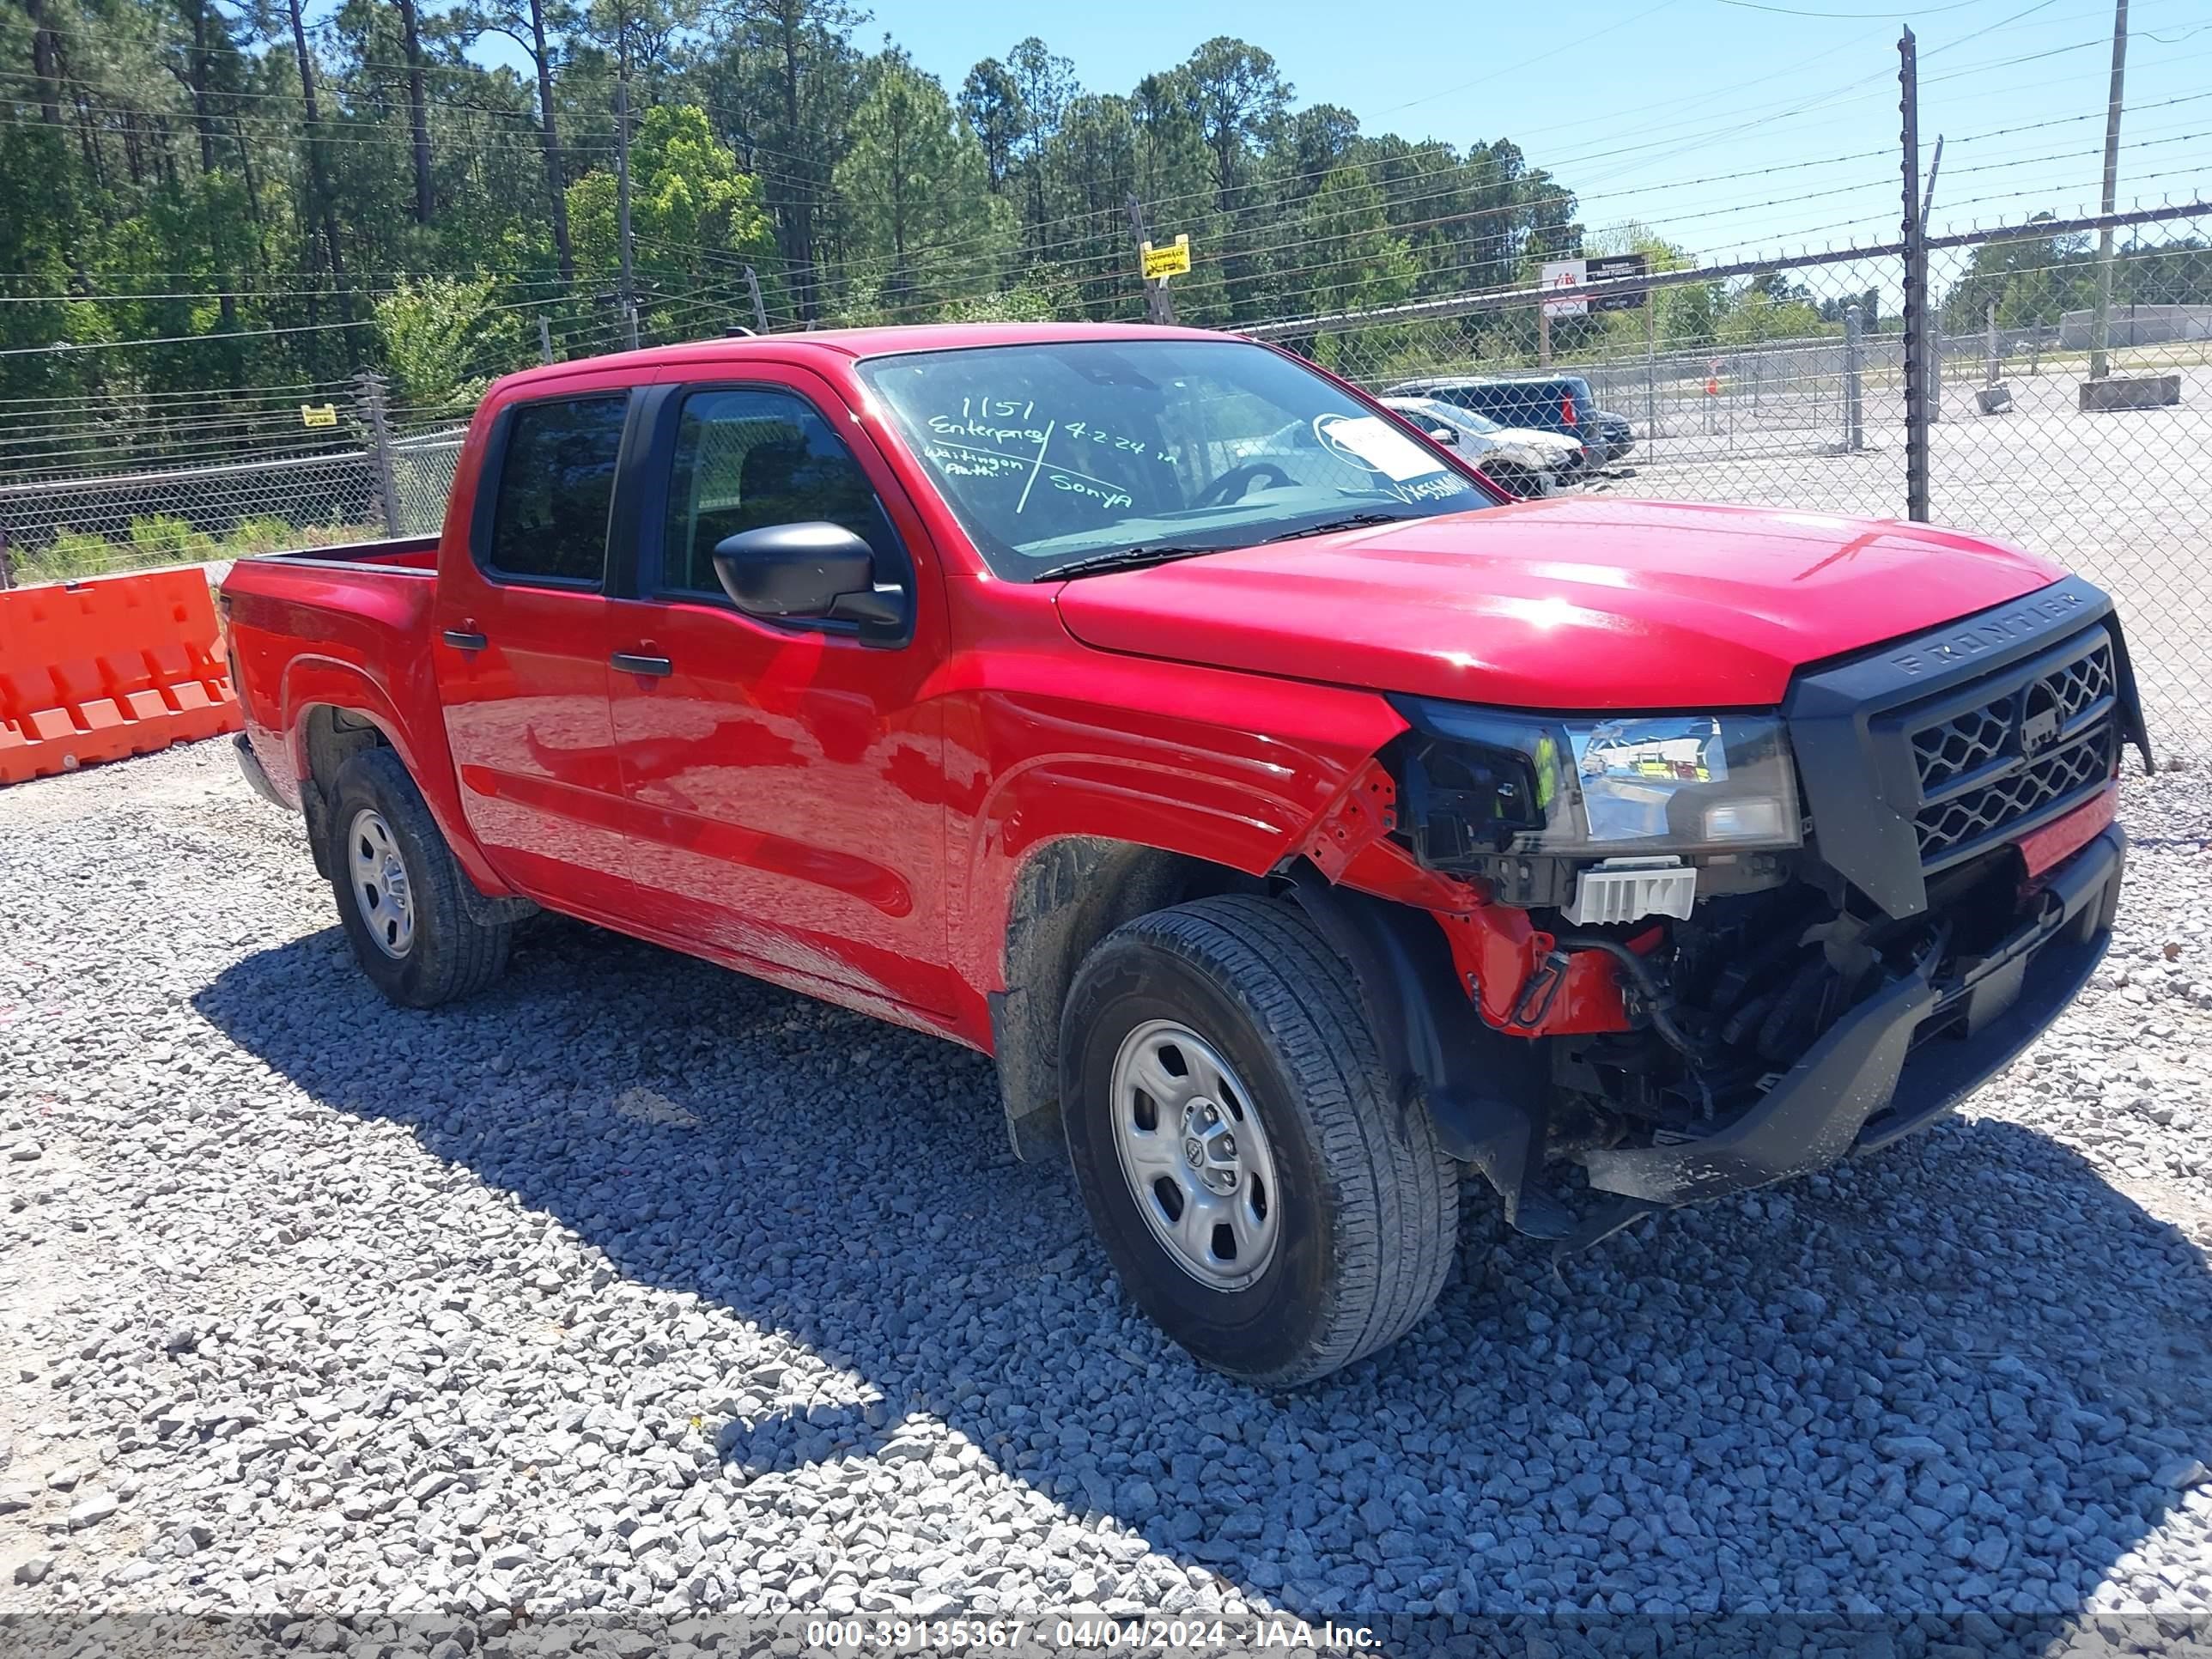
[611,651,674,678]
[441,629,489,652]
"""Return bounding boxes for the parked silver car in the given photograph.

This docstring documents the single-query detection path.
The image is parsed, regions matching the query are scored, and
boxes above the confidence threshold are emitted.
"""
[1380,395,1589,497]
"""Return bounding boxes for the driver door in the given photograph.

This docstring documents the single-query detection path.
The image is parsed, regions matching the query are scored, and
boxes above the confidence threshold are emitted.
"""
[602,368,956,1018]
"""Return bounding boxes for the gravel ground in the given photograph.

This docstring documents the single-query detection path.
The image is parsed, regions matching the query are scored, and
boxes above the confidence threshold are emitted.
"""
[3,741,2210,1653]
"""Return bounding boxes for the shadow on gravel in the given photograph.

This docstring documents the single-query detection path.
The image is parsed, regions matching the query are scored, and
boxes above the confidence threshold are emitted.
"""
[195,915,2212,1632]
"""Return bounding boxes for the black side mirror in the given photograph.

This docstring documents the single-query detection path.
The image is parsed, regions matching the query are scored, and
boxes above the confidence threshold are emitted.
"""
[710,523,908,645]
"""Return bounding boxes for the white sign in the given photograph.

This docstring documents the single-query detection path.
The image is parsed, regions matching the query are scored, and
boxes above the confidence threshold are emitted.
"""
[1541,258,1588,318]
[1313,414,1443,483]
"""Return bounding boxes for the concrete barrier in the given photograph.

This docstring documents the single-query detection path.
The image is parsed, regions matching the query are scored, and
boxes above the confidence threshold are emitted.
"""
[2078,374,2182,412]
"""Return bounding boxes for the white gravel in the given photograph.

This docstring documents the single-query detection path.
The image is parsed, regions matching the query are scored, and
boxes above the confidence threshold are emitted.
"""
[2,740,2210,1651]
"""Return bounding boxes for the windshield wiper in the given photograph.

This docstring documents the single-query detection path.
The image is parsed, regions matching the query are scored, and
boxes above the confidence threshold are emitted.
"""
[1046,545,1218,581]
[1262,511,1413,544]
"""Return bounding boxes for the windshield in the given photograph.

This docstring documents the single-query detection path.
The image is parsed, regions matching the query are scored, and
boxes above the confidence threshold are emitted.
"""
[856,338,1490,580]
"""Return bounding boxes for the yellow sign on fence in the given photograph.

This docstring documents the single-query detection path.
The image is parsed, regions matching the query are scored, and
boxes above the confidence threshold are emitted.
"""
[1140,234,1192,283]
[300,403,339,428]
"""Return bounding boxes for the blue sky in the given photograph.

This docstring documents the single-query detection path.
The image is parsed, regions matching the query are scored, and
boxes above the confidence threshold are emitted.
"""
[444,0,2212,274]
[852,0,2212,259]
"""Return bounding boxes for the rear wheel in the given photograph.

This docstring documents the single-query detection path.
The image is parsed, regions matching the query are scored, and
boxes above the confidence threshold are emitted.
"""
[327,748,510,1008]
[1060,896,1459,1388]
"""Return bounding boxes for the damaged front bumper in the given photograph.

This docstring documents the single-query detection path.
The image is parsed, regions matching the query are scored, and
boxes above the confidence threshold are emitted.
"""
[1578,823,2124,1208]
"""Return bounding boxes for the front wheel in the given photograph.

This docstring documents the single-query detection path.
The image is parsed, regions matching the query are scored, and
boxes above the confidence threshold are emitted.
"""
[1060,896,1459,1388]
[326,747,511,1008]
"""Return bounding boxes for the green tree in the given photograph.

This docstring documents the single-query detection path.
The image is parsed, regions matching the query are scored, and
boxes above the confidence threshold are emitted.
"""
[833,58,1007,318]
[1300,164,1415,374]
[374,276,527,411]
[701,0,866,322]
[1938,216,2097,333]
[958,57,1024,192]
[567,104,781,336]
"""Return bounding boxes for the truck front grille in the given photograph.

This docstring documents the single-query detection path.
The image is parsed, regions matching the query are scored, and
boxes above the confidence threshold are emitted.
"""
[1904,630,2117,869]
[1915,724,2114,860]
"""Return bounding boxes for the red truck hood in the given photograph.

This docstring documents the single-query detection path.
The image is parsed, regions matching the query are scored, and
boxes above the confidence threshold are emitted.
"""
[1052,498,2066,709]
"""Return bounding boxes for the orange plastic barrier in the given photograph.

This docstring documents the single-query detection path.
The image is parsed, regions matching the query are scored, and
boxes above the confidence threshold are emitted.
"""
[0,568,241,786]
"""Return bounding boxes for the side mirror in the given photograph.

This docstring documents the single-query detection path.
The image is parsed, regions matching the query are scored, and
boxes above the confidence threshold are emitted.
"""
[1425,425,1460,447]
[711,523,908,644]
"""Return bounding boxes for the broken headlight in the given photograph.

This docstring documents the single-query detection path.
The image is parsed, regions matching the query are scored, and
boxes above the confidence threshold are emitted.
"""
[1394,700,1802,863]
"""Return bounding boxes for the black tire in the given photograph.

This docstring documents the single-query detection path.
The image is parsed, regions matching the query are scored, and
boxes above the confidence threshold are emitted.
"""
[1060,896,1459,1388]
[1486,463,1541,499]
[326,747,510,1009]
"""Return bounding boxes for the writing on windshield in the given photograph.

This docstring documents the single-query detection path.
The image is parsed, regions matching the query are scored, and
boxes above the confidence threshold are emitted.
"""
[916,397,1178,518]
[858,339,1489,580]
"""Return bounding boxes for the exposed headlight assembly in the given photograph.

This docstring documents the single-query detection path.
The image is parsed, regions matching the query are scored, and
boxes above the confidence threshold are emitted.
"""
[1393,700,1802,867]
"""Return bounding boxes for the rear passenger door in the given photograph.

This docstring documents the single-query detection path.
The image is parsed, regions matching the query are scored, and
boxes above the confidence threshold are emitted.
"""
[432,386,640,914]
[601,369,955,1017]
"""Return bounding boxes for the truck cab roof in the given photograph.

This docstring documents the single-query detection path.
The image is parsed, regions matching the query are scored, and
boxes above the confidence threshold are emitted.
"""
[484,321,1236,402]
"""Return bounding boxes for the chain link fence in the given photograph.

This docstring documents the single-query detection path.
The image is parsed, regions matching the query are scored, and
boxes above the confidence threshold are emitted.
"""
[1253,202,2212,757]
[2,206,2204,757]
[0,375,463,584]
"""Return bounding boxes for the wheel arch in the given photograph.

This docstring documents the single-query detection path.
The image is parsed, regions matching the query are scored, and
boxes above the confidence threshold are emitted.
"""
[293,699,530,924]
[295,703,393,879]
[1279,865,1554,1232]
[989,835,1261,1161]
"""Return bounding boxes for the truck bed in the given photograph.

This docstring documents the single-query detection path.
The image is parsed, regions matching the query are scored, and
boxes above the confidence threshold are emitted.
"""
[222,535,454,828]
[254,534,441,574]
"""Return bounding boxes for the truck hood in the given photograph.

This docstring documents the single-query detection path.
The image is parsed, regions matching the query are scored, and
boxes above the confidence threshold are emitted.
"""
[1052,497,2066,709]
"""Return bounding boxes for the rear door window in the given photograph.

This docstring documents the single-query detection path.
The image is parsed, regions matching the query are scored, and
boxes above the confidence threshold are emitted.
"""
[484,394,629,587]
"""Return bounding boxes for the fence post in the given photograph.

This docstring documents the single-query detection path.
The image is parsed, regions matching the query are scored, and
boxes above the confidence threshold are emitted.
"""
[1843,304,1865,453]
[356,369,402,538]
[1644,302,1657,441]
[538,315,554,365]
[1899,27,1931,521]
[0,525,13,591]
[1125,193,1176,326]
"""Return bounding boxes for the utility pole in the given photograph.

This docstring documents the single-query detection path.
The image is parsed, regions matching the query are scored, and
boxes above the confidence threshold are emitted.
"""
[615,15,638,352]
[538,314,554,364]
[1125,193,1176,325]
[2088,0,2130,380]
[744,264,769,334]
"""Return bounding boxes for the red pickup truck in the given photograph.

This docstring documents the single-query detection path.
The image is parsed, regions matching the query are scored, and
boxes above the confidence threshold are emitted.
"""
[222,322,2151,1387]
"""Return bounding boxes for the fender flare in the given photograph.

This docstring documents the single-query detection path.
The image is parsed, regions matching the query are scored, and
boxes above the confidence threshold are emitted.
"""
[279,656,520,906]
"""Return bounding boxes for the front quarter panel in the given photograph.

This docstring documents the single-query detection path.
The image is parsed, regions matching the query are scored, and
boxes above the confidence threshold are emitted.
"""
[937,578,1409,1012]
